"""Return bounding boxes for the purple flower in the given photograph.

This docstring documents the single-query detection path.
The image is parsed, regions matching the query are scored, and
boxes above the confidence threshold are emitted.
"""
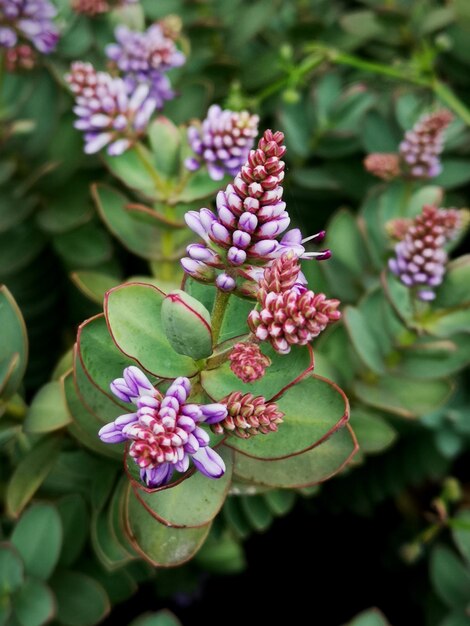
[0,0,59,54]
[181,130,330,293]
[105,23,185,107]
[399,110,453,180]
[388,205,463,301]
[99,368,227,488]
[66,61,157,156]
[185,105,259,181]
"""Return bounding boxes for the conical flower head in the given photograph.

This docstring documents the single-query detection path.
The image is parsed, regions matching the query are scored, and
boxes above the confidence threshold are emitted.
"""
[248,266,341,354]
[259,251,304,294]
[364,153,400,181]
[99,367,227,488]
[388,204,465,301]
[185,104,260,181]
[211,392,284,439]
[66,61,157,155]
[229,342,271,383]
[5,43,36,71]
[0,0,59,54]
[399,110,453,180]
[106,23,185,106]
[72,0,138,15]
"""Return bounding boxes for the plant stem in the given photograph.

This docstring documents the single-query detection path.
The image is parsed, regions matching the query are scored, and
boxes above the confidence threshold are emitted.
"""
[211,290,231,345]
[323,48,470,125]
[134,141,165,193]
[256,52,324,104]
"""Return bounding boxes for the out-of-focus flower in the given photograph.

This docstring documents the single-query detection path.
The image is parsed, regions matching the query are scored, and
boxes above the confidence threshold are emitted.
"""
[66,61,157,155]
[388,204,465,301]
[99,366,227,488]
[247,253,341,354]
[0,0,59,54]
[399,110,453,179]
[212,392,284,439]
[106,23,185,107]
[364,153,401,181]
[72,0,138,16]
[228,342,271,383]
[5,43,36,71]
[185,105,259,181]
[182,129,330,292]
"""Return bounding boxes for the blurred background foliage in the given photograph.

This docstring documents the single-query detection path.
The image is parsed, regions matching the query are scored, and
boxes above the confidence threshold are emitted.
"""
[2,0,470,624]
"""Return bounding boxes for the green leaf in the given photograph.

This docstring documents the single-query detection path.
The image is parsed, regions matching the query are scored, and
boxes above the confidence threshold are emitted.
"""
[0,286,28,401]
[148,117,181,178]
[130,610,182,626]
[36,182,93,235]
[11,503,62,580]
[201,343,313,402]
[63,373,124,461]
[434,256,470,309]
[24,381,71,434]
[161,290,212,359]
[57,494,89,567]
[354,376,453,418]
[233,425,358,488]
[434,158,470,189]
[77,314,141,403]
[395,335,470,379]
[452,510,470,566]
[421,308,470,339]
[343,306,387,374]
[93,184,164,260]
[6,436,62,518]
[176,170,227,203]
[228,375,349,460]
[131,447,232,528]
[70,271,120,306]
[125,485,211,566]
[13,578,55,626]
[51,571,110,626]
[346,608,390,626]
[431,545,470,609]
[52,223,113,269]
[0,544,24,594]
[105,282,197,378]
[350,410,397,454]
[102,149,157,196]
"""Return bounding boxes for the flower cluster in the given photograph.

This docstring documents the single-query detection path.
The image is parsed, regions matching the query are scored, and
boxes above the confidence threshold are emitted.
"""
[212,392,284,439]
[363,153,400,181]
[106,23,185,107]
[399,110,453,180]
[229,342,271,383]
[66,61,157,155]
[185,105,260,181]
[5,43,36,72]
[99,366,227,487]
[0,0,59,55]
[248,253,341,354]
[72,0,138,16]
[388,205,465,301]
[364,110,453,181]
[182,130,330,292]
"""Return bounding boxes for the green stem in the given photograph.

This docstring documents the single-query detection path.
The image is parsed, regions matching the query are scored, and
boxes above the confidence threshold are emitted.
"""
[134,141,165,193]
[324,48,470,125]
[256,52,324,104]
[211,290,231,345]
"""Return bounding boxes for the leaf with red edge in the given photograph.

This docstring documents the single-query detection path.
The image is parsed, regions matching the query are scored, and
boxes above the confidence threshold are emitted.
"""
[131,446,233,529]
[228,374,349,460]
[233,424,358,488]
[124,484,211,567]
[77,314,138,403]
[201,343,314,402]
[105,283,198,379]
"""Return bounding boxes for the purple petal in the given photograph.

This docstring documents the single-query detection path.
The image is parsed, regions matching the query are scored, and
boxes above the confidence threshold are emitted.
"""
[200,404,227,424]
[192,447,225,479]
